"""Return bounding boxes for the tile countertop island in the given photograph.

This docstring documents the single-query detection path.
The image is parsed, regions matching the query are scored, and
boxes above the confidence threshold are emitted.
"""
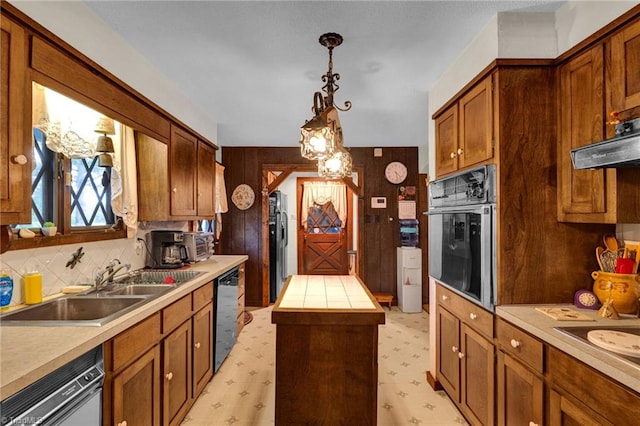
[272,275,385,426]
[0,255,247,400]
[496,304,640,392]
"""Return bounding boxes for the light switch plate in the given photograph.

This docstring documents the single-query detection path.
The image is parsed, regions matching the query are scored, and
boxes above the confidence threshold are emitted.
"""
[371,197,387,208]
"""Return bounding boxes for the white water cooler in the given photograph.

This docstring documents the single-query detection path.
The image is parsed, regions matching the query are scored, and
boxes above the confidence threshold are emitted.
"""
[397,247,422,313]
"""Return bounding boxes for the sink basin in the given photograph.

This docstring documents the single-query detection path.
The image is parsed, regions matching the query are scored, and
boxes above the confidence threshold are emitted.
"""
[114,270,203,285]
[0,296,147,326]
[105,284,176,296]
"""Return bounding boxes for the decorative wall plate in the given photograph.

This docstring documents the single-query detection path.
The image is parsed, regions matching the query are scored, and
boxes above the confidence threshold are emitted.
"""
[231,184,255,210]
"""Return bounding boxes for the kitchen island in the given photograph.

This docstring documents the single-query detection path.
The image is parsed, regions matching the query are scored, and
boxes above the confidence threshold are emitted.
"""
[271,275,385,426]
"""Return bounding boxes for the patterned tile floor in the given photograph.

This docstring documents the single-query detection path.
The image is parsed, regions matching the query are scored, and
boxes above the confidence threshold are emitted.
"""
[182,306,467,426]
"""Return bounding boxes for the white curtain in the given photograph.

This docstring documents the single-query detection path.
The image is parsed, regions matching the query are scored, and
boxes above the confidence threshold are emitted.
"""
[214,163,229,239]
[301,181,347,228]
[111,124,138,237]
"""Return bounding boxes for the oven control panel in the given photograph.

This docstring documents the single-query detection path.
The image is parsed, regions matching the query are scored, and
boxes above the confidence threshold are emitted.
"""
[429,164,496,208]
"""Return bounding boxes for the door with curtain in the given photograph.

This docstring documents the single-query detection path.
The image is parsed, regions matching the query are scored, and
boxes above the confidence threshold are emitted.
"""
[297,179,351,275]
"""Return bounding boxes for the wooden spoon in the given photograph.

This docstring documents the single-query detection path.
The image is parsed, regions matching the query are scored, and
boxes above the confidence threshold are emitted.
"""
[603,234,619,252]
[596,246,605,270]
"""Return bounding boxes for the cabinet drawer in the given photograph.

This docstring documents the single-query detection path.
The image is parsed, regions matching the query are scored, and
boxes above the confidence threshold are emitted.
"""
[436,283,465,319]
[163,294,192,334]
[109,313,161,371]
[496,318,543,373]
[193,281,213,312]
[460,298,493,339]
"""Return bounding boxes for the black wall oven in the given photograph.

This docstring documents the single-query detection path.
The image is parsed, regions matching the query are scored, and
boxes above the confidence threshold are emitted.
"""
[427,165,496,311]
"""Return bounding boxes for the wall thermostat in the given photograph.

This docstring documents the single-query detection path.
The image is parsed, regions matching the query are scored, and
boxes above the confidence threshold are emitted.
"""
[371,197,387,208]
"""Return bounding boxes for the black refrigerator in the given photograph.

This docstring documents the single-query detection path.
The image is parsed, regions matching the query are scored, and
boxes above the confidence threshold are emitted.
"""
[269,191,288,303]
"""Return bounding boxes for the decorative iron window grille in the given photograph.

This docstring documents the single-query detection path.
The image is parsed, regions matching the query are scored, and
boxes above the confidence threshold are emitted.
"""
[306,202,342,233]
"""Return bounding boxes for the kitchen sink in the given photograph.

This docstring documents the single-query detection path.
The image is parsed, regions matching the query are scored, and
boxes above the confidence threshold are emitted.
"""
[0,296,147,327]
[113,269,203,285]
[104,284,176,296]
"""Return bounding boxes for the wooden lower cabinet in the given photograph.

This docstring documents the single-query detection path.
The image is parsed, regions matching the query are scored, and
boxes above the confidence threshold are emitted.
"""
[496,351,543,426]
[112,345,162,426]
[192,303,214,398]
[435,284,494,426]
[549,390,613,426]
[163,320,192,426]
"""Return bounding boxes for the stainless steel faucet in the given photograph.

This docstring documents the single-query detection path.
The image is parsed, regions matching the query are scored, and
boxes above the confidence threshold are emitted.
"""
[95,259,131,289]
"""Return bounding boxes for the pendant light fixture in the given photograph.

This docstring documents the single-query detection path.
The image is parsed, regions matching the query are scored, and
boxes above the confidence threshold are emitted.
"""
[299,33,352,177]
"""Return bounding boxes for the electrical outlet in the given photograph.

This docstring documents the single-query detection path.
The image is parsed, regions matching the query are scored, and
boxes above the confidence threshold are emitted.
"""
[135,240,143,256]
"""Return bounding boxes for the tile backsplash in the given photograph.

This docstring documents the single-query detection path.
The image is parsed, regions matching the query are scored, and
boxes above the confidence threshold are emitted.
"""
[0,237,145,307]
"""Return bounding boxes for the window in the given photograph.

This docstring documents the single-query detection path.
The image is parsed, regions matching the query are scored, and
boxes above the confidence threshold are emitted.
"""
[11,83,125,245]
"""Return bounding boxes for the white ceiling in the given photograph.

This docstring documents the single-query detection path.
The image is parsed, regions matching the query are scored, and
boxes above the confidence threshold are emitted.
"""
[83,0,564,148]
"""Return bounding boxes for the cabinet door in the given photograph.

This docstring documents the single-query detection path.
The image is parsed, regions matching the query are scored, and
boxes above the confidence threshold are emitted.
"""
[436,306,460,401]
[434,105,458,177]
[136,133,170,221]
[610,17,640,113]
[163,320,192,426]
[170,125,198,217]
[496,351,543,426]
[458,77,493,169]
[549,390,614,426]
[197,141,216,217]
[460,323,494,426]
[0,16,30,224]
[112,345,161,426]
[558,44,616,223]
[192,303,213,398]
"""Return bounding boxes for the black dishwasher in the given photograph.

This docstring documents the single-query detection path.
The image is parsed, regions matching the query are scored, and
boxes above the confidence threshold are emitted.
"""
[214,267,239,372]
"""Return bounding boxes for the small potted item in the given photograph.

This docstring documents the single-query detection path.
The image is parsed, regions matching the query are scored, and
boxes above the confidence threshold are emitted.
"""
[41,222,57,237]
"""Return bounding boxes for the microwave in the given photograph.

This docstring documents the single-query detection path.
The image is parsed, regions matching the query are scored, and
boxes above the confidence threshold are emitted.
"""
[183,232,215,262]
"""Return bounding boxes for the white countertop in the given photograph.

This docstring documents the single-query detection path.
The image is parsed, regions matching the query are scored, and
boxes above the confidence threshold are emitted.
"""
[0,255,247,400]
[278,275,376,309]
[496,304,640,393]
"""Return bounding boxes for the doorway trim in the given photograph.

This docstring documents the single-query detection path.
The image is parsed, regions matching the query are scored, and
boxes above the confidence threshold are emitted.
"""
[260,164,364,306]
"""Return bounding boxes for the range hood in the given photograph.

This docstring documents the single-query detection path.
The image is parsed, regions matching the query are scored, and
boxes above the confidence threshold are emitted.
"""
[571,118,640,169]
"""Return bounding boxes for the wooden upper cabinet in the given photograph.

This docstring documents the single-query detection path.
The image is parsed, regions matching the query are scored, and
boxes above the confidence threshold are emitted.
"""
[0,16,30,225]
[136,133,170,221]
[458,77,493,169]
[435,105,458,176]
[558,44,613,223]
[196,141,216,217]
[609,16,640,114]
[170,125,198,217]
[434,76,493,178]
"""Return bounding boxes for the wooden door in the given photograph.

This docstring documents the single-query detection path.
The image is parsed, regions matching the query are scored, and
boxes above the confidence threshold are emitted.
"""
[192,303,214,399]
[197,141,216,217]
[459,77,493,170]
[434,104,458,177]
[436,306,460,402]
[170,125,197,217]
[136,133,170,221]
[0,15,30,225]
[163,320,192,426]
[558,44,616,223]
[112,346,161,426]
[460,323,494,426]
[610,16,640,113]
[550,390,614,426]
[496,351,543,426]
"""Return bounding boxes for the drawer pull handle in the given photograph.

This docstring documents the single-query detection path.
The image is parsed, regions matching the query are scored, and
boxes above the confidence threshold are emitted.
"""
[117,421,127,426]
[166,372,173,381]
[469,313,477,320]
[195,342,201,349]
[451,346,458,353]
[510,339,521,349]
[458,352,465,359]
[441,294,449,301]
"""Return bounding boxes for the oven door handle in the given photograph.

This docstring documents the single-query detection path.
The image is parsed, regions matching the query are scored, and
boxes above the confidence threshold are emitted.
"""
[425,205,493,215]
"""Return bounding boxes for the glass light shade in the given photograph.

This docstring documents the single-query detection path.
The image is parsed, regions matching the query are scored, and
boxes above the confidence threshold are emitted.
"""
[318,148,352,178]
[300,116,335,160]
[94,116,115,135]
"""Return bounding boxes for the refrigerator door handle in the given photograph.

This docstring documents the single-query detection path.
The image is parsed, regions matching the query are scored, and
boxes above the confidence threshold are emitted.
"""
[282,211,288,247]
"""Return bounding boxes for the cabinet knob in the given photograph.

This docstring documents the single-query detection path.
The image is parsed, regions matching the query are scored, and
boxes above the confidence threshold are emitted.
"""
[11,154,28,165]
[458,352,465,359]
[117,421,127,426]
[457,148,464,155]
[449,152,456,159]
[510,339,521,349]
[451,346,458,353]
[469,313,478,320]
[441,294,449,301]
[165,372,173,381]
[195,342,201,349]
[529,422,539,426]
[172,188,177,193]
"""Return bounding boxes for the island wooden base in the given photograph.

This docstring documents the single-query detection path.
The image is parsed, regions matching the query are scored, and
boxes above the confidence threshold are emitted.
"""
[272,275,385,426]
[275,323,380,425]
